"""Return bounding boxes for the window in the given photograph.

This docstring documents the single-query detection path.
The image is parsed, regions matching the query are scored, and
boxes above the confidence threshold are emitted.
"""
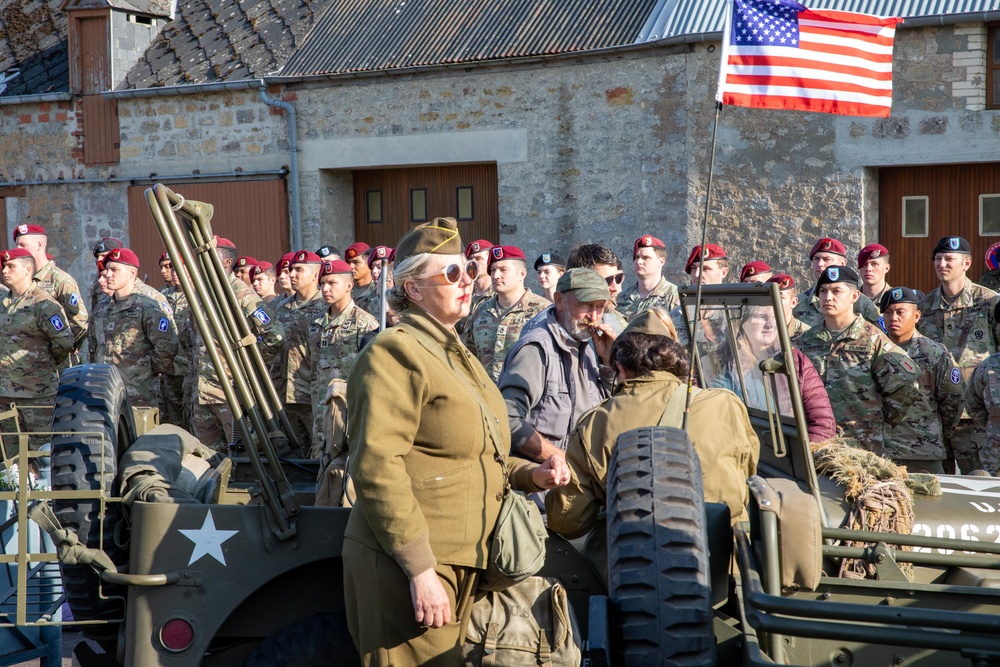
[410,188,427,222]
[456,186,473,221]
[366,190,382,223]
[902,196,928,237]
[989,23,1000,109]
[981,194,1000,235]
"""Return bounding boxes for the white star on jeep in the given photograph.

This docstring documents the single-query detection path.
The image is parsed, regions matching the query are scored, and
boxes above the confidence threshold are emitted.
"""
[179,511,238,566]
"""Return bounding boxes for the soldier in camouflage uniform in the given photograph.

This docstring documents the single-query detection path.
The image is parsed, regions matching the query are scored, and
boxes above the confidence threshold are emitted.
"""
[880,286,963,473]
[235,256,258,286]
[365,246,397,326]
[961,352,1000,474]
[158,252,177,297]
[464,239,495,318]
[89,237,123,313]
[306,260,379,450]
[0,248,75,451]
[345,242,377,316]
[859,244,892,305]
[250,261,278,305]
[917,236,1000,472]
[190,237,285,452]
[793,237,882,329]
[163,263,190,428]
[766,274,811,338]
[464,246,550,382]
[619,235,680,321]
[272,252,296,309]
[88,248,177,409]
[739,261,773,283]
[13,224,88,351]
[671,243,730,347]
[275,251,328,449]
[797,266,924,457]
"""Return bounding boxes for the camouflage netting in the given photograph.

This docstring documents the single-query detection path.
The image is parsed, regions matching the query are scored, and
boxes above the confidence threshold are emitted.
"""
[811,437,927,580]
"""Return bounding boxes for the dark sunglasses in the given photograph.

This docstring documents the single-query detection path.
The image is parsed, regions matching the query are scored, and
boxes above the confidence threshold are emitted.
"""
[605,272,625,286]
[417,260,480,284]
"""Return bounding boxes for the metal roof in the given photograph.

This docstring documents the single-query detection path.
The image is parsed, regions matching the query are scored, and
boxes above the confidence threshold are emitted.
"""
[638,0,1000,42]
[281,0,661,77]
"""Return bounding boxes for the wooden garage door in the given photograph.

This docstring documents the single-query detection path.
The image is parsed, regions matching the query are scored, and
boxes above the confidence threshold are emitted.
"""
[879,163,1000,294]
[353,164,499,248]
[127,180,290,285]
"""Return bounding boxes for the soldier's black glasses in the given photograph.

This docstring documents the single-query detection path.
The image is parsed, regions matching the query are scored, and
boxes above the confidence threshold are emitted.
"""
[605,272,625,286]
[417,260,479,284]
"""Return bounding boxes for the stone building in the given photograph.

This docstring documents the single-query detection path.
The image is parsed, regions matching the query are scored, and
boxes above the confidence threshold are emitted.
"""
[2,0,1000,293]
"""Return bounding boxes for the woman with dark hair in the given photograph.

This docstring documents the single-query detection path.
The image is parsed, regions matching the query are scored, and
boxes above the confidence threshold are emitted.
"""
[546,310,760,549]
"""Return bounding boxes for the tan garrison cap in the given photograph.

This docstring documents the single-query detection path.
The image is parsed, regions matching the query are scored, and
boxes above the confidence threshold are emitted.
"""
[395,217,463,266]
[622,310,674,338]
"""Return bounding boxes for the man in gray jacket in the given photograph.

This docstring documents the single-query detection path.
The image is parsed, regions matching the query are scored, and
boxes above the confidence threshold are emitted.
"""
[498,268,615,462]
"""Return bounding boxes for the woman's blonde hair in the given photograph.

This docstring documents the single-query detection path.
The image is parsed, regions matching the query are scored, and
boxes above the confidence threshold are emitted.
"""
[386,252,439,312]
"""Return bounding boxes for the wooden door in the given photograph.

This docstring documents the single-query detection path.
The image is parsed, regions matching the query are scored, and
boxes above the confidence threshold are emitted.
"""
[127,180,290,286]
[879,163,1000,293]
[353,164,499,248]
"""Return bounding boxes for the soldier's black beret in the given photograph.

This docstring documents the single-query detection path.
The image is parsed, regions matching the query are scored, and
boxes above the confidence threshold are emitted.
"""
[317,245,342,259]
[533,252,565,271]
[878,286,921,312]
[932,236,971,256]
[813,265,859,295]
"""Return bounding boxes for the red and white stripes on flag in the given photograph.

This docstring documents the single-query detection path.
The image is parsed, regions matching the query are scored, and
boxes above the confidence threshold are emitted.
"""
[716,0,902,117]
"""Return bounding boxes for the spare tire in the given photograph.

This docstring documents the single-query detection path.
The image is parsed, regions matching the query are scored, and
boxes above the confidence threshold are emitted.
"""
[606,426,715,667]
[51,364,135,632]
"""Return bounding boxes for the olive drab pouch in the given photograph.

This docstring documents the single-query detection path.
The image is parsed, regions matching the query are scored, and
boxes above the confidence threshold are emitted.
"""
[478,488,547,592]
[463,576,582,667]
[315,379,354,507]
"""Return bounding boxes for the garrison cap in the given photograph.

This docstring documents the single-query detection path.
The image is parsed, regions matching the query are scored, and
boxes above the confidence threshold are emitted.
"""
[94,237,124,258]
[766,273,796,291]
[367,245,395,270]
[621,309,674,338]
[932,236,971,256]
[237,256,259,269]
[684,243,727,275]
[276,252,295,273]
[0,248,32,263]
[396,217,463,266]
[465,239,494,257]
[345,242,370,260]
[633,235,666,258]
[556,268,611,303]
[814,265,859,293]
[740,261,772,282]
[215,236,236,248]
[292,251,322,265]
[105,247,140,269]
[857,243,889,267]
[488,245,526,269]
[534,252,564,271]
[809,237,846,259]
[317,245,342,259]
[320,259,353,278]
[879,286,921,312]
[13,224,45,240]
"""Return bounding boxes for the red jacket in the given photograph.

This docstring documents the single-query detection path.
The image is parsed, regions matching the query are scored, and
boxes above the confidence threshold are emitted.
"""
[793,345,837,443]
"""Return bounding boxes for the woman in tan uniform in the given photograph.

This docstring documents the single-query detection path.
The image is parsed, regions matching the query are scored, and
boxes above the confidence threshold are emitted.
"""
[343,217,569,666]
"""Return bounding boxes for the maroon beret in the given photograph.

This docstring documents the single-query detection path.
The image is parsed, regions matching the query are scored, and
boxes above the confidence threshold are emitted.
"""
[740,261,772,282]
[1,248,32,263]
[857,243,889,268]
[633,235,666,258]
[215,236,236,249]
[766,273,796,291]
[159,252,170,263]
[809,237,846,259]
[320,259,354,277]
[345,242,370,260]
[276,252,295,273]
[105,247,140,269]
[488,245,526,269]
[292,250,322,265]
[685,243,727,274]
[367,246,395,270]
[13,224,45,240]
[465,240,494,256]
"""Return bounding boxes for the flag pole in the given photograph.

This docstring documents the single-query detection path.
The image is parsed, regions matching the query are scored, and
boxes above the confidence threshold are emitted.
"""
[682,99,723,429]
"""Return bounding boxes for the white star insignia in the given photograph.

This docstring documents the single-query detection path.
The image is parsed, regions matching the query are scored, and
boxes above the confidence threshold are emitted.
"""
[179,511,239,566]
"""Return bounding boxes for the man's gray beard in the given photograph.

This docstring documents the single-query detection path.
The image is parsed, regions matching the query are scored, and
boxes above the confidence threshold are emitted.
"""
[557,309,592,342]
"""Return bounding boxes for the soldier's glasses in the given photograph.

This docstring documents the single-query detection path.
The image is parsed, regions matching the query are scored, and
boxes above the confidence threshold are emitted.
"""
[605,272,625,286]
[417,260,479,284]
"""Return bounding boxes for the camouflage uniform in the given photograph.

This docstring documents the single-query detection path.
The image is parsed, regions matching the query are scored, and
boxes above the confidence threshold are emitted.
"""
[352,281,378,316]
[463,289,550,382]
[88,286,177,408]
[280,294,328,449]
[618,276,681,321]
[89,275,108,315]
[307,302,379,448]
[671,304,728,348]
[34,260,88,349]
[793,285,882,330]
[889,332,964,469]
[787,316,811,339]
[0,287,75,451]
[797,317,924,457]
[163,287,190,428]
[980,269,1000,292]
[459,286,495,333]
[917,281,999,472]
[962,352,1000,474]
[190,274,285,452]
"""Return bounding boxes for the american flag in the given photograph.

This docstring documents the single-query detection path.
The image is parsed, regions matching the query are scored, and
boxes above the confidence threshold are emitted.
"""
[716,0,902,117]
